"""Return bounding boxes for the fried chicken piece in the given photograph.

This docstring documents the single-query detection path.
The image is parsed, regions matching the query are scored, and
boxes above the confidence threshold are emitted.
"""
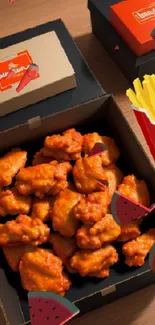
[104,164,123,200]
[73,156,105,194]
[123,229,155,267]
[70,245,118,277]
[3,244,35,272]
[76,214,121,249]
[89,268,110,278]
[73,191,110,224]
[117,175,150,242]
[0,188,32,217]
[19,248,71,295]
[49,233,77,272]
[0,215,50,246]
[117,220,141,242]
[73,155,123,195]
[83,132,120,166]
[118,175,150,207]
[52,188,82,237]
[32,151,53,166]
[0,148,27,188]
[43,128,83,161]
[31,196,55,222]
[15,161,72,198]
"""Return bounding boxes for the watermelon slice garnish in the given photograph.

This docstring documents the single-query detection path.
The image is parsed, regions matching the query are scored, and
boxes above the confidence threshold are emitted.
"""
[149,244,155,272]
[111,191,155,225]
[16,63,39,93]
[88,142,107,157]
[28,292,79,325]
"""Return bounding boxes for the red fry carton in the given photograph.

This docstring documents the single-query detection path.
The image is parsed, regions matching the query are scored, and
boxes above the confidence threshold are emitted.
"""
[132,105,155,159]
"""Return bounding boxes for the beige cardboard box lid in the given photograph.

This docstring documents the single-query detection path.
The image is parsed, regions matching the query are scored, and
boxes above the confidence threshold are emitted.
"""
[0,31,76,116]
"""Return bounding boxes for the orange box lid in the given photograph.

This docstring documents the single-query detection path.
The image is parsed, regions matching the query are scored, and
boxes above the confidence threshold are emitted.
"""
[110,0,155,56]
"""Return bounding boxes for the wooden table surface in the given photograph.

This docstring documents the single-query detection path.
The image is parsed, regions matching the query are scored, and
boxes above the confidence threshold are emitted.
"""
[1,0,155,324]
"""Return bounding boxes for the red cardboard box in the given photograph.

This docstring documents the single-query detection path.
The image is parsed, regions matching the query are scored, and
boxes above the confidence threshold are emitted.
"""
[110,0,155,56]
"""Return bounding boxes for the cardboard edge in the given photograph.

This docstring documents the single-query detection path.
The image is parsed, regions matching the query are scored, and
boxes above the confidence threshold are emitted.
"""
[0,297,10,325]
[0,95,109,134]
[0,74,77,117]
[73,269,151,304]
[0,269,25,325]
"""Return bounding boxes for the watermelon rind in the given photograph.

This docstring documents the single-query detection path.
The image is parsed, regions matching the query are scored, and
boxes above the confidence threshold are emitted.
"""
[28,291,79,315]
[110,192,121,225]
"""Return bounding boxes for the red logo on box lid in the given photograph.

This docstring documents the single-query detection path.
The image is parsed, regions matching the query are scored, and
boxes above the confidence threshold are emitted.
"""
[133,3,155,24]
[0,50,39,91]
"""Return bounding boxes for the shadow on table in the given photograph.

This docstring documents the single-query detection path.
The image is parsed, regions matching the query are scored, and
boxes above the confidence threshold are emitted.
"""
[74,33,130,97]
[69,284,155,325]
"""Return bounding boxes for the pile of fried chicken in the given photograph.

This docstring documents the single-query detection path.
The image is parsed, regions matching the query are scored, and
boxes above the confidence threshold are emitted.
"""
[0,128,154,297]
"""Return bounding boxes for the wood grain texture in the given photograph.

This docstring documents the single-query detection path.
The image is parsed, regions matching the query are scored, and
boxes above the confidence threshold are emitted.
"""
[0,0,155,324]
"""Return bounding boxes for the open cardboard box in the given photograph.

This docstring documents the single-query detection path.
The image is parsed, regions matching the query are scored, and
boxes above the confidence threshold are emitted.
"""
[1,94,155,325]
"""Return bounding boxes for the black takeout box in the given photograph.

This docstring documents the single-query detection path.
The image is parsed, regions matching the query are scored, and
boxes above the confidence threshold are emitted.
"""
[88,0,155,83]
[1,95,155,325]
[1,17,155,325]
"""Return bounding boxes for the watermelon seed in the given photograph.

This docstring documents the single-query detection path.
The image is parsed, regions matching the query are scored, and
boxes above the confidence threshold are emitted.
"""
[39,309,42,312]
[55,316,59,319]
[32,314,35,318]
[45,301,48,303]
[124,202,127,204]
[53,307,56,310]
[47,317,49,320]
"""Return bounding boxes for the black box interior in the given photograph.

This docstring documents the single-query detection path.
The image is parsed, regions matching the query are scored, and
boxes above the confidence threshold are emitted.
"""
[1,96,155,325]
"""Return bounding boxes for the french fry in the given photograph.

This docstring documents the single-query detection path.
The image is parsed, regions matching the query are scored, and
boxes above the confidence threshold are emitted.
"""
[144,74,155,92]
[136,92,155,121]
[126,88,141,108]
[142,81,153,110]
[145,79,155,115]
[133,78,143,94]
[151,74,155,90]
